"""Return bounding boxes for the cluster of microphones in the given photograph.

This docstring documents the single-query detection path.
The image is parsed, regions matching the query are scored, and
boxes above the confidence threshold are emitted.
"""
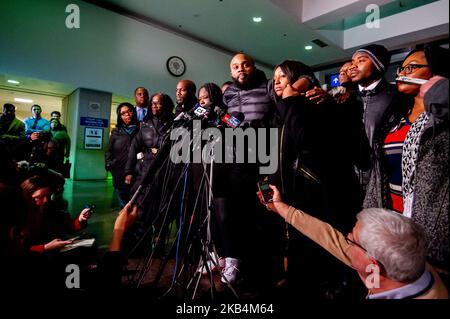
[174,103,245,129]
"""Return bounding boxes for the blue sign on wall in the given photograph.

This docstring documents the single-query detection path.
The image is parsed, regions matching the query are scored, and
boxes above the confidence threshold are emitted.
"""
[80,117,109,128]
[330,74,340,88]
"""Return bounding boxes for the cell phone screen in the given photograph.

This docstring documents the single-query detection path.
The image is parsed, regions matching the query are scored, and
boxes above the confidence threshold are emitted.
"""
[258,181,273,203]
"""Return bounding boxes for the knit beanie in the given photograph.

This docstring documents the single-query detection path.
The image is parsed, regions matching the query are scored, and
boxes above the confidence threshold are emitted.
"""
[355,44,391,74]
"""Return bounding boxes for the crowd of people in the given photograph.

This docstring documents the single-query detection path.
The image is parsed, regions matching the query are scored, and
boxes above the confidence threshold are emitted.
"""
[0,42,448,299]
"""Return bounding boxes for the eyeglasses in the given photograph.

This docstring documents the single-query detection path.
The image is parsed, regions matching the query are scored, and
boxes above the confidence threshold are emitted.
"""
[345,236,367,252]
[397,64,429,75]
[120,110,133,116]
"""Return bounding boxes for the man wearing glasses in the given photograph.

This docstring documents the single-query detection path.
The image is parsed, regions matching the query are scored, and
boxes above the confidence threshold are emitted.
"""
[258,184,448,299]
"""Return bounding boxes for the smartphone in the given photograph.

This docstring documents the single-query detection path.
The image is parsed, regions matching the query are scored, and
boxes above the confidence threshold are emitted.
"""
[84,204,96,213]
[258,180,273,204]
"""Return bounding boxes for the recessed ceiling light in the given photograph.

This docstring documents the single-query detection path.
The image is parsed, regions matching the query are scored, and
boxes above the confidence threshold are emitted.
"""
[252,17,262,23]
[14,98,33,103]
[305,45,313,50]
[7,79,20,84]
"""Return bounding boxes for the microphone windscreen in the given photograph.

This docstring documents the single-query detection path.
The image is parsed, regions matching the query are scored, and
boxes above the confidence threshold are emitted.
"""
[231,111,245,123]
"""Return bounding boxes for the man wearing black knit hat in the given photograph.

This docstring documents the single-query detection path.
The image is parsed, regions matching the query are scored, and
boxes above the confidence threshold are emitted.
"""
[349,44,394,147]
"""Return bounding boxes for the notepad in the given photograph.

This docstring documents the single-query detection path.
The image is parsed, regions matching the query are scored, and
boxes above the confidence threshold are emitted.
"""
[60,238,95,252]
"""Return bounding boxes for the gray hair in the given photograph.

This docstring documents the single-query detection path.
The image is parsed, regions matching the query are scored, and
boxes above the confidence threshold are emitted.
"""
[357,208,427,283]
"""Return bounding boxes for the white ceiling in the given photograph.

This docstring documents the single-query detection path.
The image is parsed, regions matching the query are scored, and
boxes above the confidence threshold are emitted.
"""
[1,0,447,121]
[89,0,449,68]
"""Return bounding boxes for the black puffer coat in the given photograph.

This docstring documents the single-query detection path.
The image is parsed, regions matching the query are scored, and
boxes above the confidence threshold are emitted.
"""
[223,69,274,125]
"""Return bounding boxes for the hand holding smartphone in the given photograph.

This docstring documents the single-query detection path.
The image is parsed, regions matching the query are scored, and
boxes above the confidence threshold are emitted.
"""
[257,180,274,204]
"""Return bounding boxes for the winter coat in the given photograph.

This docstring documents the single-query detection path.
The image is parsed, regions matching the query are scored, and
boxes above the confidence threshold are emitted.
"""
[125,115,173,191]
[105,125,139,188]
[223,69,274,125]
[270,95,363,233]
[364,78,449,270]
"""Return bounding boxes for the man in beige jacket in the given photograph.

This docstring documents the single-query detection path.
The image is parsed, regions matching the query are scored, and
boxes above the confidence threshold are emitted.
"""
[259,185,448,299]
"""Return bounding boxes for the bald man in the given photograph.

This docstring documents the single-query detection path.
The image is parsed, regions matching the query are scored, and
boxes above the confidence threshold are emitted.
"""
[174,79,197,117]
[223,53,273,125]
[219,53,283,287]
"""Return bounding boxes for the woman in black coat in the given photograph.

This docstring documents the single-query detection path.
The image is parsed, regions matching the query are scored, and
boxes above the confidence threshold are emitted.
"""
[124,93,175,192]
[270,60,364,299]
[105,102,139,208]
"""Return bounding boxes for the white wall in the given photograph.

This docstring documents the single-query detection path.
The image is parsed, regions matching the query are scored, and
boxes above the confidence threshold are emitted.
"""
[0,0,272,101]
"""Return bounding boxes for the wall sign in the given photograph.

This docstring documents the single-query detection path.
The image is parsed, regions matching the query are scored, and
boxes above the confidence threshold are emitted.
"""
[84,127,103,150]
[80,116,109,128]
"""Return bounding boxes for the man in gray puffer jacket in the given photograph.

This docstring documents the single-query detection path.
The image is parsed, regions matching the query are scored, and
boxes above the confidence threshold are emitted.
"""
[219,53,280,287]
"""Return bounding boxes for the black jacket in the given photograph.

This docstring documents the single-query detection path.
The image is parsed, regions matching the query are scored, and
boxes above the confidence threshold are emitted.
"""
[125,115,174,184]
[174,97,197,118]
[105,125,139,188]
[270,95,363,232]
[360,78,396,147]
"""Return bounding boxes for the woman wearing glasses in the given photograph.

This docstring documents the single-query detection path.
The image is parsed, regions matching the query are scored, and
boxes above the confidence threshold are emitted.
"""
[364,46,449,278]
[105,102,139,208]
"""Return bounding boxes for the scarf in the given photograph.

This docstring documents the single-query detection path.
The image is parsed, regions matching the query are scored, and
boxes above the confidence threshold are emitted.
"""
[402,112,429,218]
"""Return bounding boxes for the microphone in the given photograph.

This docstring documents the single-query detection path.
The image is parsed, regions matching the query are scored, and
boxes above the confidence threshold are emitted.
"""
[174,111,191,122]
[220,111,245,129]
[174,104,211,129]
[193,104,210,119]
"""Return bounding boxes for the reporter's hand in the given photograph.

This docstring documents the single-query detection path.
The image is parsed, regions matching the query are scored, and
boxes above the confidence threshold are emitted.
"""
[114,202,138,232]
[125,175,133,185]
[78,207,93,222]
[44,238,72,251]
[257,184,285,214]
[305,86,329,104]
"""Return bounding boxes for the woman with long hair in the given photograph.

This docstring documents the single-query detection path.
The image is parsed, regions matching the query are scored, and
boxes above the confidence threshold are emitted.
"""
[270,60,364,298]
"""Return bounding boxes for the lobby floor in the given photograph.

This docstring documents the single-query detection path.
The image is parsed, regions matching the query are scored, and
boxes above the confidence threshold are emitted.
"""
[61,179,234,298]
[63,178,119,251]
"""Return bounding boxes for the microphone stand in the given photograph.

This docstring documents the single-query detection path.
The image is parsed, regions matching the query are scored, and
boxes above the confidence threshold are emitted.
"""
[187,133,239,300]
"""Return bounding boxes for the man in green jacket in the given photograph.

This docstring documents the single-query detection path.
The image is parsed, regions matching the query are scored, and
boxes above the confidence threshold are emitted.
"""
[0,103,26,156]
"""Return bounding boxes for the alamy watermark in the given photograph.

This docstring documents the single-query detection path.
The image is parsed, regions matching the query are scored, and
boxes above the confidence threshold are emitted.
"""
[65,4,80,29]
[366,4,380,29]
[365,264,381,289]
[65,264,80,289]
[169,121,279,175]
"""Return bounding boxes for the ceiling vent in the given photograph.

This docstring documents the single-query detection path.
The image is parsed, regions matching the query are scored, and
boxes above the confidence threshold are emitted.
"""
[312,39,328,48]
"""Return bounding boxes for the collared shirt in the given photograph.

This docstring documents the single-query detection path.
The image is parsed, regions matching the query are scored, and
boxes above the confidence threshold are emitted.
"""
[24,116,51,134]
[367,270,434,299]
[136,106,147,122]
[359,78,382,93]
